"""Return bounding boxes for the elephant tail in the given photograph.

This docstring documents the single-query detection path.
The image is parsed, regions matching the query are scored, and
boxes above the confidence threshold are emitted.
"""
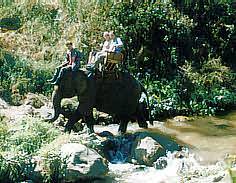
[140,83,153,125]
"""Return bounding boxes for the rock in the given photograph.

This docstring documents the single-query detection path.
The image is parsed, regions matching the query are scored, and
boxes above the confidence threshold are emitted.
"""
[21,104,35,115]
[154,157,168,169]
[173,116,191,122]
[174,150,189,159]
[212,173,225,182]
[60,97,79,118]
[0,97,8,109]
[101,135,135,163]
[35,105,53,119]
[132,136,165,166]
[11,93,24,106]
[24,93,47,108]
[60,143,108,182]
[96,111,113,125]
[61,97,78,111]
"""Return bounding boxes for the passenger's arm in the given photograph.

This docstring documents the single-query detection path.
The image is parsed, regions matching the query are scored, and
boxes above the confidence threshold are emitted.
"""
[109,42,115,52]
[115,38,123,48]
[102,41,111,52]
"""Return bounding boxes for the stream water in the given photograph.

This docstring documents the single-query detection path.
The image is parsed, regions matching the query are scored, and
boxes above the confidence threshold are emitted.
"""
[95,110,236,182]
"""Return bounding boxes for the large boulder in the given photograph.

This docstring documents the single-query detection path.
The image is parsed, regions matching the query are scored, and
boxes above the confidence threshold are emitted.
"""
[173,116,192,122]
[0,97,8,109]
[24,93,48,108]
[131,136,165,166]
[60,143,108,182]
[61,97,78,116]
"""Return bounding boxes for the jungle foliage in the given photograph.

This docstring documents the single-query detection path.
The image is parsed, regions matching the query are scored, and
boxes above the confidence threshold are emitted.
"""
[0,0,235,117]
[0,116,66,183]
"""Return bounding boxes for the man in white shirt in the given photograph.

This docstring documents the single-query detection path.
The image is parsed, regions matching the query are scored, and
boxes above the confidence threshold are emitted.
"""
[109,31,123,53]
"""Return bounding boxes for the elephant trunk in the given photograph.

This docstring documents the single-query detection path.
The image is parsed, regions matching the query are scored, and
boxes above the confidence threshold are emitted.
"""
[46,88,62,123]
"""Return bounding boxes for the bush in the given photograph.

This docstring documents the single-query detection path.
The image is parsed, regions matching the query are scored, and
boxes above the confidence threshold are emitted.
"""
[108,2,193,77]
[0,49,53,104]
[0,116,63,182]
[4,117,61,154]
[41,152,68,183]
[0,153,35,183]
[147,56,235,118]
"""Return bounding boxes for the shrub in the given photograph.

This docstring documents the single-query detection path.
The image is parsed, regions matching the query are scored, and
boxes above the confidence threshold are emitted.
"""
[0,49,53,104]
[5,117,61,154]
[0,153,35,183]
[41,152,68,183]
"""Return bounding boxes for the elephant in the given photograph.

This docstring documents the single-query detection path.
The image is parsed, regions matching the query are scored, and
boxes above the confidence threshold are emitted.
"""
[47,68,152,133]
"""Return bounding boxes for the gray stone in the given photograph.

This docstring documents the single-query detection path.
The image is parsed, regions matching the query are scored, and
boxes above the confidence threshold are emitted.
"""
[154,157,168,169]
[60,143,108,182]
[132,136,165,166]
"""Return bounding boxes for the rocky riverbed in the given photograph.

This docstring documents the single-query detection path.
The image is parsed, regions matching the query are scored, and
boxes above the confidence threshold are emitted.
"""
[0,94,235,183]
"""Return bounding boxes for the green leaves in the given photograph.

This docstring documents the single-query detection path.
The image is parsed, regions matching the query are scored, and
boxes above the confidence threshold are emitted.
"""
[0,116,61,182]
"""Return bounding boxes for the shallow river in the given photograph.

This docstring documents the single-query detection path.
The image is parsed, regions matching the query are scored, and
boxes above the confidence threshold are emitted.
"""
[95,110,236,182]
[161,110,236,164]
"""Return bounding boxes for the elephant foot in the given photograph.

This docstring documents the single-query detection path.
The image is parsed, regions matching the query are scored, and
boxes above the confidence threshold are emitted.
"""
[118,130,126,136]
[149,120,154,125]
[64,126,72,133]
[87,125,95,134]
[138,121,148,128]
[118,121,128,134]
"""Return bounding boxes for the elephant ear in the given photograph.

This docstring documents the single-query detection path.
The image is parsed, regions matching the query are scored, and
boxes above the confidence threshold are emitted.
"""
[73,69,89,95]
[57,69,88,97]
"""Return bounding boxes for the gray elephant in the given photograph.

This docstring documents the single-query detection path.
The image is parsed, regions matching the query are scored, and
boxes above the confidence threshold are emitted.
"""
[47,69,152,133]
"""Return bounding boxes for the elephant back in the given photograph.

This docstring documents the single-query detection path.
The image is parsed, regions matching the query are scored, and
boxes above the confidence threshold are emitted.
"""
[95,71,142,116]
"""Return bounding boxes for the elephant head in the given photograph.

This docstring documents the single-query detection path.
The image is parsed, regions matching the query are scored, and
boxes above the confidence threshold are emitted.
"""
[46,69,88,123]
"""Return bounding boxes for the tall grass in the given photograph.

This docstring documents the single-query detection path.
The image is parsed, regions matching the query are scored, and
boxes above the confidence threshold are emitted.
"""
[0,116,63,182]
[0,0,115,63]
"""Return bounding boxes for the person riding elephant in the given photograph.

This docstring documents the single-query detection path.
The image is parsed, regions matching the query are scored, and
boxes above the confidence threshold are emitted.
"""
[47,42,82,85]
[109,31,123,53]
[87,31,113,72]
[46,69,152,134]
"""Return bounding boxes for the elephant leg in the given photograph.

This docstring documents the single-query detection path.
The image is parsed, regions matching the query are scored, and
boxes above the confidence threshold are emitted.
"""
[137,117,148,128]
[64,110,83,133]
[84,114,95,133]
[136,102,148,128]
[118,118,129,134]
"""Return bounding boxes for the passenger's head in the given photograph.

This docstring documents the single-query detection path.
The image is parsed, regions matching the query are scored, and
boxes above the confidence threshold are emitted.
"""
[103,31,110,40]
[66,42,73,51]
[109,31,115,40]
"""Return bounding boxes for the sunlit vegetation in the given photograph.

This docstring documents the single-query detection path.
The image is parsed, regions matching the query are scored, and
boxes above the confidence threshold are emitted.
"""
[0,115,65,182]
[0,1,235,182]
[0,0,235,115]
